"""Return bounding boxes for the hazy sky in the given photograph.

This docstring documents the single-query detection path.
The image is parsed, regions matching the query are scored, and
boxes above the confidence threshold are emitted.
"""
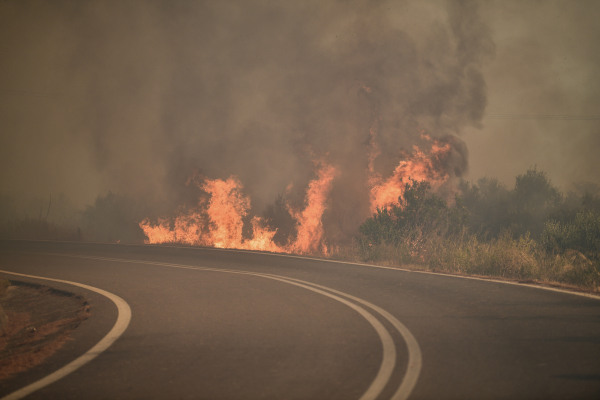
[1,0,598,212]
[466,1,600,188]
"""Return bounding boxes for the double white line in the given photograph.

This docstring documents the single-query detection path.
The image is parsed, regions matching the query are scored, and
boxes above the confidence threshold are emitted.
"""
[1,253,422,400]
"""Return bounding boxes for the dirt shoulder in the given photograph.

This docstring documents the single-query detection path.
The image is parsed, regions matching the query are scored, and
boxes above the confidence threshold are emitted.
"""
[0,279,90,382]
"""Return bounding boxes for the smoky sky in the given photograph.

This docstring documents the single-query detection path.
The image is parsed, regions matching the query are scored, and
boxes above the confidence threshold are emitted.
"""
[1,0,598,224]
[466,0,600,189]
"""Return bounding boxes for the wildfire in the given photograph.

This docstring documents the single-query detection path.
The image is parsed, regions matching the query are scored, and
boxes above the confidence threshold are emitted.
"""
[368,134,452,213]
[202,177,250,249]
[140,122,458,255]
[288,159,339,254]
[139,159,339,255]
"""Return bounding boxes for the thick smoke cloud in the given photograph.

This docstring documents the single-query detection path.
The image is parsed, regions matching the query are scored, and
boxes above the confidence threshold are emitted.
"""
[2,0,494,239]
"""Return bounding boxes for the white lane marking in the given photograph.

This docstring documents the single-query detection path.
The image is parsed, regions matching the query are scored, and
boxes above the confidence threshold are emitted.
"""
[246,274,396,400]
[143,243,600,301]
[2,239,412,272]
[138,242,414,272]
[0,270,132,400]
[260,273,421,400]
[197,246,600,300]
[410,270,600,300]
[50,240,598,300]
[6,240,599,299]
[36,253,400,400]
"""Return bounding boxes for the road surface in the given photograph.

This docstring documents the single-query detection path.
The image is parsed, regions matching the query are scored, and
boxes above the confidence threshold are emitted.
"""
[1,240,599,399]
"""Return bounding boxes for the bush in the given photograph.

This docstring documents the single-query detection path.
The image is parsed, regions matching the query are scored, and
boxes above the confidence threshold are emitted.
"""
[428,231,541,279]
[511,167,563,239]
[541,210,600,259]
[359,179,467,246]
[459,168,564,240]
[347,171,600,290]
[459,177,511,239]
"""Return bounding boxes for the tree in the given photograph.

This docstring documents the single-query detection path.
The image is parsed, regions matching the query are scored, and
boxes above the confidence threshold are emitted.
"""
[511,167,562,238]
[459,177,511,238]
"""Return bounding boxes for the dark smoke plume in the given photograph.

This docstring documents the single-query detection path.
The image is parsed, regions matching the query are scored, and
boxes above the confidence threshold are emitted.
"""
[1,0,495,241]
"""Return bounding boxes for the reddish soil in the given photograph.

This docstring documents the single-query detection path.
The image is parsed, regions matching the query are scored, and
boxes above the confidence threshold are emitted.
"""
[0,281,90,381]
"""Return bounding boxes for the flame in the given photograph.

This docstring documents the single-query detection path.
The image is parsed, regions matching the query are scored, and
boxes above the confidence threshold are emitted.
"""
[173,212,207,246]
[201,177,249,248]
[244,216,283,252]
[288,160,339,254]
[139,218,176,244]
[140,134,455,254]
[140,212,207,246]
[139,159,338,255]
[140,134,454,254]
[140,94,459,257]
[369,134,452,212]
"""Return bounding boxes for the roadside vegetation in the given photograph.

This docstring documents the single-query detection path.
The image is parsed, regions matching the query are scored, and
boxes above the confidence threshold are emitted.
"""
[333,168,600,291]
[2,168,599,291]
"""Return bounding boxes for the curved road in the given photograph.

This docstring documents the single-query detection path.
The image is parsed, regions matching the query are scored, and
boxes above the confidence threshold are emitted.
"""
[1,240,599,399]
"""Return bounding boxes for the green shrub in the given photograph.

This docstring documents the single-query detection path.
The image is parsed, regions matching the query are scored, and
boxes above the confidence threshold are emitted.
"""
[459,177,512,239]
[345,170,600,291]
[541,210,600,259]
[359,179,467,246]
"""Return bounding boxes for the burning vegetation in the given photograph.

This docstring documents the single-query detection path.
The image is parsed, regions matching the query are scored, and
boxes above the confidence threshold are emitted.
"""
[355,169,600,290]
[1,1,598,290]
[137,133,461,255]
[139,158,339,254]
[3,166,598,290]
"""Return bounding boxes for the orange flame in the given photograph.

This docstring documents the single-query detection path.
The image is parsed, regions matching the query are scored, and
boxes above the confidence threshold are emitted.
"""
[139,217,176,244]
[201,177,249,249]
[244,216,283,252]
[369,134,452,212]
[288,160,339,254]
[140,159,338,255]
[172,212,207,246]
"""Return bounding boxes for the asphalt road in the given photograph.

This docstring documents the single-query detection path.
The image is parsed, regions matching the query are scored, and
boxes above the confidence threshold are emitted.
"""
[1,240,599,400]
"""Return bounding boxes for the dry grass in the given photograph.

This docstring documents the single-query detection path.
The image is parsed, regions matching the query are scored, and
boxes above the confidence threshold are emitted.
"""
[330,232,600,292]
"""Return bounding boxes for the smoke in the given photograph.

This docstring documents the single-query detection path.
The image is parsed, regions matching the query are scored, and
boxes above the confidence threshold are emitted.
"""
[1,0,495,241]
[465,0,600,189]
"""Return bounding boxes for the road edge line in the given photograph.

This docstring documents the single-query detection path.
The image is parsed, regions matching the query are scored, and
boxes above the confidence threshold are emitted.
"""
[90,242,598,301]
[6,240,597,300]
[0,270,132,400]
[176,245,600,300]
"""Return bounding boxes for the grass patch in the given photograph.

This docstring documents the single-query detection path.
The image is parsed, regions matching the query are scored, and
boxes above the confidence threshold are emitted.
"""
[330,231,600,291]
